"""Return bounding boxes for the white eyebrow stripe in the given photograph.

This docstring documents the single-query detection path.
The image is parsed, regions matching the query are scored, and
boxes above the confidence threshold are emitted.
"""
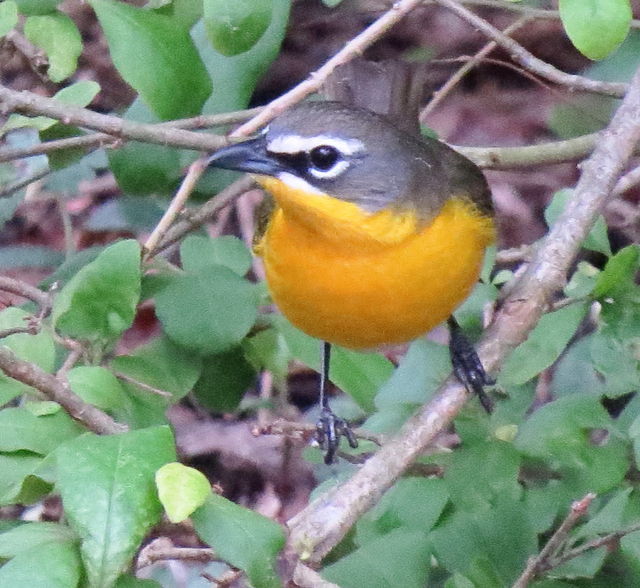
[267,134,364,156]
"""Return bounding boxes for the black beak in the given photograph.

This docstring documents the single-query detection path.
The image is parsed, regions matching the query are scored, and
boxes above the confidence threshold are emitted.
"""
[206,136,283,177]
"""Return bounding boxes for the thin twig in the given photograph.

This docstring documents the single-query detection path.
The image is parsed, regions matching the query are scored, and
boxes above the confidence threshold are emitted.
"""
[0,276,51,310]
[286,60,640,566]
[0,107,264,163]
[148,176,255,258]
[137,539,219,569]
[0,166,50,198]
[143,158,209,257]
[432,0,627,98]
[513,493,596,587]
[231,0,427,137]
[0,85,228,152]
[422,15,530,118]
[541,520,640,574]
[114,372,172,398]
[0,346,126,434]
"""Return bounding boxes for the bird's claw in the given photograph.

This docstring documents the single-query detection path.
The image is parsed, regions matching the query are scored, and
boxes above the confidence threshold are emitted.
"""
[315,407,358,464]
[449,323,495,413]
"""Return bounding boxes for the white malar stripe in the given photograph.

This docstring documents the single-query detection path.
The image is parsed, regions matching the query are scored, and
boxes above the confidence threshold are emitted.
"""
[267,134,364,156]
[276,172,327,195]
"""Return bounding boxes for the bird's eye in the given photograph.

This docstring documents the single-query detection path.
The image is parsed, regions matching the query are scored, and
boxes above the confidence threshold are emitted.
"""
[309,145,340,171]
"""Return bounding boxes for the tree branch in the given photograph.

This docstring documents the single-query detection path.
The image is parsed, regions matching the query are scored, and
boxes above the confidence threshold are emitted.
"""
[513,493,596,588]
[432,0,627,98]
[0,346,126,435]
[285,59,640,566]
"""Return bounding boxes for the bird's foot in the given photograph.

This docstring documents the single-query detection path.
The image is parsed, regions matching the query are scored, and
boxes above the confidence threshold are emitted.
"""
[448,319,495,413]
[315,407,358,464]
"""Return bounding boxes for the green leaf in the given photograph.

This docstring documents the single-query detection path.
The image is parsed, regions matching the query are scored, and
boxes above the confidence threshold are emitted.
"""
[560,0,632,60]
[181,235,252,276]
[193,347,256,413]
[276,317,393,413]
[52,239,141,342]
[444,441,522,511]
[107,99,183,196]
[156,462,210,523]
[545,189,612,256]
[499,302,588,387]
[430,494,536,584]
[111,335,202,400]
[592,244,639,299]
[23,12,82,82]
[0,407,82,455]
[0,522,76,558]
[0,307,55,404]
[0,452,50,505]
[90,0,212,119]
[515,395,628,495]
[56,427,176,588]
[0,1,18,36]
[110,336,201,428]
[192,1,290,114]
[14,0,62,15]
[375,339,450,409]
[67,366,128,412]
[0,541,81,587]
[204,0,272,56]
[192,494,284,588]
[323,528,430,588]
[155,265,258,355]
[357,478,448,545]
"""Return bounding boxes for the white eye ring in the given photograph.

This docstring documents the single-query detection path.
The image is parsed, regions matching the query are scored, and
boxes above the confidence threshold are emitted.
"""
[308,159,350,179]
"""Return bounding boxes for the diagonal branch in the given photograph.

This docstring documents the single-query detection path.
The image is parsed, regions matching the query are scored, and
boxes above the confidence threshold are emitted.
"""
[432,0,627,98]
[286,59,640,566]
[0,345,126,435]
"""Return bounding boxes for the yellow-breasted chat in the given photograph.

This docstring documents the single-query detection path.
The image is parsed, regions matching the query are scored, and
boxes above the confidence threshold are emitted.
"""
[207,100,496,463]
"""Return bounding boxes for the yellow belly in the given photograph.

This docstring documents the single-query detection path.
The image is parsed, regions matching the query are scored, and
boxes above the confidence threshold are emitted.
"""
[256,177,495,350]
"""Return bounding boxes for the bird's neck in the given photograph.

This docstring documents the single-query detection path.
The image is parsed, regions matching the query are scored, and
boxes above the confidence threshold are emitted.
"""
[256,175,420,248]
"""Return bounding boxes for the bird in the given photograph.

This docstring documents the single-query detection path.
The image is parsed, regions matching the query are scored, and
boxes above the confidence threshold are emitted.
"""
[207,100,496,463]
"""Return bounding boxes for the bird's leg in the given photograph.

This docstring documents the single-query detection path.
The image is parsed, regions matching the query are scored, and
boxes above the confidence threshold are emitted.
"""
[315,341,358,464]
[447,316,495,413]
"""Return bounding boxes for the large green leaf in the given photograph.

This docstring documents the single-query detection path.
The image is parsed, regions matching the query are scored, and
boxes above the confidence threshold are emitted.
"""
[181,235,252,276]
[0,407,82,455]
[204,0,272,56]
[0,541,81,587]
[52,239,141,343]
[155,265,258,355]
[90,0,212,119]
[56,427,176,588]
[0,522,76,558]
[67,366,128,413]
[515,395,628,495]
[323,528,430,588]
[499,302,588,387]
[559,0,631,60]
[24,11,82,82]
[193,347,256,413]
[192,494,284,588]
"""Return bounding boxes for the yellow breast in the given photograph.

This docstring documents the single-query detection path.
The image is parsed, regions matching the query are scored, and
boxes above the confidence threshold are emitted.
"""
[255,176,495,350]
